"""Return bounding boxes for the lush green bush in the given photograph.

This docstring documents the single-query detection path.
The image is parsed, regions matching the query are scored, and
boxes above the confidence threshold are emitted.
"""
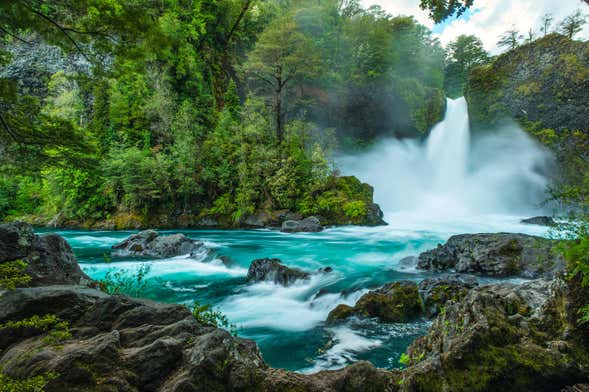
[192,301,237,336]
[0,259,31,290]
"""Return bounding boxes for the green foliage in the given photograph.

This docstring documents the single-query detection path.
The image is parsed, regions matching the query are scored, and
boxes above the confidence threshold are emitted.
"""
[0,259,31,290]
[192,301,237,336]
[99,262,152,298]
[0,371,57,392]
[419,0,474,23]
[444,34,489,98]
[0,314,71,346]
[399,352,410,366]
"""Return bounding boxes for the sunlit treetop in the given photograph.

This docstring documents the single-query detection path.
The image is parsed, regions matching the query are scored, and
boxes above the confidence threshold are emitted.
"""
[419,0,475,23]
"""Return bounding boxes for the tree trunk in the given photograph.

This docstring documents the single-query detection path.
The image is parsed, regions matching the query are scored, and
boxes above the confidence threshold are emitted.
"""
[274,66,284,144]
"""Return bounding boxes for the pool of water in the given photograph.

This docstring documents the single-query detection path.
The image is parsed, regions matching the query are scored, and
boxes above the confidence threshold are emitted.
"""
[42,214,549,372]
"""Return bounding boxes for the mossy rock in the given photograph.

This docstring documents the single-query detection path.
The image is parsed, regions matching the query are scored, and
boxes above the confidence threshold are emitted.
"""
[327,281,423,324]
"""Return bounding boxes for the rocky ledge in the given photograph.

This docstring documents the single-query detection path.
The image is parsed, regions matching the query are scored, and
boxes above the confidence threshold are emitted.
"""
[417,233,564,278]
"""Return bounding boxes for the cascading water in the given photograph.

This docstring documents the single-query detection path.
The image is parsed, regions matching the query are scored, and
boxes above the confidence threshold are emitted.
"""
[340,97,553,228]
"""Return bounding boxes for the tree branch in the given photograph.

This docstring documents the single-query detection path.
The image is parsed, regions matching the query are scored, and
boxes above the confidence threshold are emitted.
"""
[19,0,91,61]
[0,26,32,44]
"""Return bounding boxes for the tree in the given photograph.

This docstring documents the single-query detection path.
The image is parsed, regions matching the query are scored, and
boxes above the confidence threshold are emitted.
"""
[419,0,475,23]
[444,34,488,97]
[559,9,587,39]
[525,28,535,43]
[242,14,322,144]
[497,27,523,50]
[541,13,554,37]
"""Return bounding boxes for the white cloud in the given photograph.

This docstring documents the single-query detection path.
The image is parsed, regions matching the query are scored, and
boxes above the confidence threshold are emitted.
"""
[362,0,589,54]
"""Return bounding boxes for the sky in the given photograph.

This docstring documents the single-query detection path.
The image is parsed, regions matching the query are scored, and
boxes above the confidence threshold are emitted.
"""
[362,0,589,54]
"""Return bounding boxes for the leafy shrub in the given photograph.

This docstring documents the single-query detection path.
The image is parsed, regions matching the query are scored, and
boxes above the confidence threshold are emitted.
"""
[0,371,57,392]
[99,262,152,298]
[343,200,367,220]
[0,260,31,290]
[192,301,237,336]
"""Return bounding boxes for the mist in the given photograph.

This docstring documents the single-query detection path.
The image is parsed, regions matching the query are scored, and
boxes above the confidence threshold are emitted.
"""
[339,98,554,224]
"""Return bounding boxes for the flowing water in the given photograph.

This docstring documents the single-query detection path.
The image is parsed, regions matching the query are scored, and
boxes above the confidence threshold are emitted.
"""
[45,98,555,372]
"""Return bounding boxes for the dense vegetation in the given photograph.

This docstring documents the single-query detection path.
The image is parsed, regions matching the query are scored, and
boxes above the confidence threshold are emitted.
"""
[0,0,451,228]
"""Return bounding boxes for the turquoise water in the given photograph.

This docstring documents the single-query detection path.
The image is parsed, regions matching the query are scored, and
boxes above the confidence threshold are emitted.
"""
[46,216,549,372]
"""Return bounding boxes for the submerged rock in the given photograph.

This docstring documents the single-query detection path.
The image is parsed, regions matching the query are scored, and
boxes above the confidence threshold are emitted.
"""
[246,258,310,286]
[417,233,564,278]
[0,221,92,287]
[281,216,324,233]
[327,281,423,324]
[401,277,589,391]
[521,216,556,226]
[111,230,205,258]
[418,274,478,317]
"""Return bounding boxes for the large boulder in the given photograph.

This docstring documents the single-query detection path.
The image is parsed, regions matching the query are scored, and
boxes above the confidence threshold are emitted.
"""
[0,221,91,287]
[417,233,563,278]
[281,216,324,233]
[418,274,478,317]
[400,277,589,391]
[246,258,310,286]
[327,281,423,323]
[111,230,205,258]
[0,286,398,392]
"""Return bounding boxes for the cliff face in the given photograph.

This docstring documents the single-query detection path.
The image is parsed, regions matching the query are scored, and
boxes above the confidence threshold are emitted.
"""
[465,34,589,134]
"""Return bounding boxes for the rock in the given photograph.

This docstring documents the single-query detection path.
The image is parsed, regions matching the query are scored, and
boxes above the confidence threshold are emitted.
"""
[466,34,589,135]
[398,256,417,270]
[417,233,564,278]
[326,304,355,323]
[521,216,556,226]
[365,202,387,226]
[281,216,324,233]
[327,281,423,324]
[246,258,310,286]
[418,274,478,317]
[242,211,271,228]
[0,221,92,287]
[318,266,333,273]
[401,277,589,391]
[112,230,205,258]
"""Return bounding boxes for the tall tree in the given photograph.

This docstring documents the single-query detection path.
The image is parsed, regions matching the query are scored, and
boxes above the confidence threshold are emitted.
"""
[541,13,554,37]
[444,34,488,97]
[242,14,321,144]
[497,27,523,50]
[526,28,535,43]
[559,9,587,39]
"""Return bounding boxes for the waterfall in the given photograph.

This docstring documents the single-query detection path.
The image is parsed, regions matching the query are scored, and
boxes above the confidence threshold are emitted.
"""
[425,97,470,192]
[339,97,553,224]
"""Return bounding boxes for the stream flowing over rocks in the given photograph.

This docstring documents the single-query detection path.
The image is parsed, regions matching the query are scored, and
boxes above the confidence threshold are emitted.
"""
[1,222,588,392]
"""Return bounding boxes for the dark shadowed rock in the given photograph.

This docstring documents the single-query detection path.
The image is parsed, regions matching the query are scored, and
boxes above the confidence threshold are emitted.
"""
[401,277,589,391]
[327,281,423,324]
[246,258,310,286]
[521,216,556,226]
[281,216,323,233]
[417,233,564,278]
[0,221,92,287]
[112,230,205,258]
[418,274,478,317]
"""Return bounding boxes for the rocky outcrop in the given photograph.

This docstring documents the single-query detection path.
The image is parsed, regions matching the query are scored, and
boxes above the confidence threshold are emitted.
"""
[466,34,589,134]
[418,274,478,317]
[327,281,423,323]
[417,233,564,278]
[281,216,323,233]
[521,216,556,226]
[0,221,91,287]
[400,277,589,391]
[111,230,206,258]
[246,258,310,286]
